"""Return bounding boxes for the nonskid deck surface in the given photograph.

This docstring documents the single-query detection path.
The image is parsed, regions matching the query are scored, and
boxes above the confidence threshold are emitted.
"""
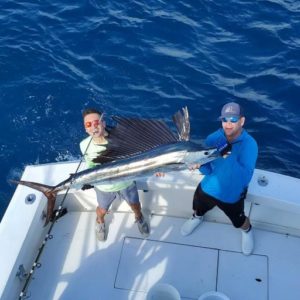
[27,212,300,300]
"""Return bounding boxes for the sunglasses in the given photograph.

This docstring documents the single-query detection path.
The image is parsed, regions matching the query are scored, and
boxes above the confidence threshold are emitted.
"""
[221,116,240,123]
[85,119,101,128]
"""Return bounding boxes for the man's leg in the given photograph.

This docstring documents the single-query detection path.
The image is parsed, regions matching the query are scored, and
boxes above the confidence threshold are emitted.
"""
[219,200,254,256]
[181,184,216,236]
[240,216,254,255]
[121,183,150,236]
[96,206,107,223]
[129,202,142,220]
[95,206,107,241]
[129,203,150,236]
[94,188,115,241]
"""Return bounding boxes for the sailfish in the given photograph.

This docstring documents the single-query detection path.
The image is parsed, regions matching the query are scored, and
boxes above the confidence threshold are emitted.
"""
[12,107,228,225]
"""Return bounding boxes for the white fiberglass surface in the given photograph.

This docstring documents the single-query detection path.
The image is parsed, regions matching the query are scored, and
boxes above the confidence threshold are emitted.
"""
[25,213,300,300]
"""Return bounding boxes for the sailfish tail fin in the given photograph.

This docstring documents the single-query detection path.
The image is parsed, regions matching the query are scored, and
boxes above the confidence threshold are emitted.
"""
[10,180,58,226]
[172,106,190,141]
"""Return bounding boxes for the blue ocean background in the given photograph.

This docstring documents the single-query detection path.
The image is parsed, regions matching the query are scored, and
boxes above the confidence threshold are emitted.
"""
[1,0,300,220]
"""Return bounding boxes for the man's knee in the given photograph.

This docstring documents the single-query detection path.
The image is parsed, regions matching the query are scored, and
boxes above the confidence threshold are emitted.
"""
[96,207,107,216]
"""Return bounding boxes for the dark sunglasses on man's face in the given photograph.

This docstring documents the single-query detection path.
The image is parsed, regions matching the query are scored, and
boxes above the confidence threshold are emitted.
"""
[221,116,239,123]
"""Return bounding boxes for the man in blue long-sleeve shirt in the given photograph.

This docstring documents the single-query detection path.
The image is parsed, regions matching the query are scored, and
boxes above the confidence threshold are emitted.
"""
[181,102,258,255]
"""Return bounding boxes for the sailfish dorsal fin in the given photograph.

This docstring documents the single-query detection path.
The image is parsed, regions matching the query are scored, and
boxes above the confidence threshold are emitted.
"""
[92,107,190,164]
[172,106,190,141]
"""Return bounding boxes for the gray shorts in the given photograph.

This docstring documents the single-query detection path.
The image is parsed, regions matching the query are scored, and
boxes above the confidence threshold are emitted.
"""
[94,183,140,210]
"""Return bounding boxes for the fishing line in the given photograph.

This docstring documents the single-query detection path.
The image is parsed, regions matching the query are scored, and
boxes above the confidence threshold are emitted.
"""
[19,114,103,299]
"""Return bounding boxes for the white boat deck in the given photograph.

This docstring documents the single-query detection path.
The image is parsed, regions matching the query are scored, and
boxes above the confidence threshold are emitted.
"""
[1,162,300,300]
[27,211,300,300]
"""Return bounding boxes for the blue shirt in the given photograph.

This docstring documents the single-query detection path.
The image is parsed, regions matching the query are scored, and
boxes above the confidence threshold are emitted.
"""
[200,128,258,203]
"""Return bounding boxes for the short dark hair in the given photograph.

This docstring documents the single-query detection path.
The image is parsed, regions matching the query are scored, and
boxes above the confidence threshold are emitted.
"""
[82,108,103,118]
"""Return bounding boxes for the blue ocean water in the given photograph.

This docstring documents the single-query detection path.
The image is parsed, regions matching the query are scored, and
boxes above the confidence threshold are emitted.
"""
[1,0,300,220]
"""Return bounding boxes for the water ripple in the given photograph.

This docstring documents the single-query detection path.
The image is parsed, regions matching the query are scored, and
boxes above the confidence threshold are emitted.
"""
[1,0,300,219]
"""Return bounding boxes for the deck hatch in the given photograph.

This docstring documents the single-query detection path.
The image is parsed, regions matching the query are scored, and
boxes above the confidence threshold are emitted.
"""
[115,237,219,298]
[218,251,268,300]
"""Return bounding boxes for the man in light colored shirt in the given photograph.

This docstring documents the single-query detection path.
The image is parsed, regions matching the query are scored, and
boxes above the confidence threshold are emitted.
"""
[80,108,149,241]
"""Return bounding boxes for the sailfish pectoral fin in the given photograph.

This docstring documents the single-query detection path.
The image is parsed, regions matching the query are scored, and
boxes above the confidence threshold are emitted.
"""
[10,180,58,226]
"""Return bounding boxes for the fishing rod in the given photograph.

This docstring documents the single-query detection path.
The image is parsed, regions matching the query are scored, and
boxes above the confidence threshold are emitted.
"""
[19,114,104,299]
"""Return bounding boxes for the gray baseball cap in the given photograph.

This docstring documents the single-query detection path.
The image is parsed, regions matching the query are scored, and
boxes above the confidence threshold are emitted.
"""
[220,102,244,119]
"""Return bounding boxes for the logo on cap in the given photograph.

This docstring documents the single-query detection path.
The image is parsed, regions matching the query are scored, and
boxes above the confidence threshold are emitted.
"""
[224,105,236,114]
